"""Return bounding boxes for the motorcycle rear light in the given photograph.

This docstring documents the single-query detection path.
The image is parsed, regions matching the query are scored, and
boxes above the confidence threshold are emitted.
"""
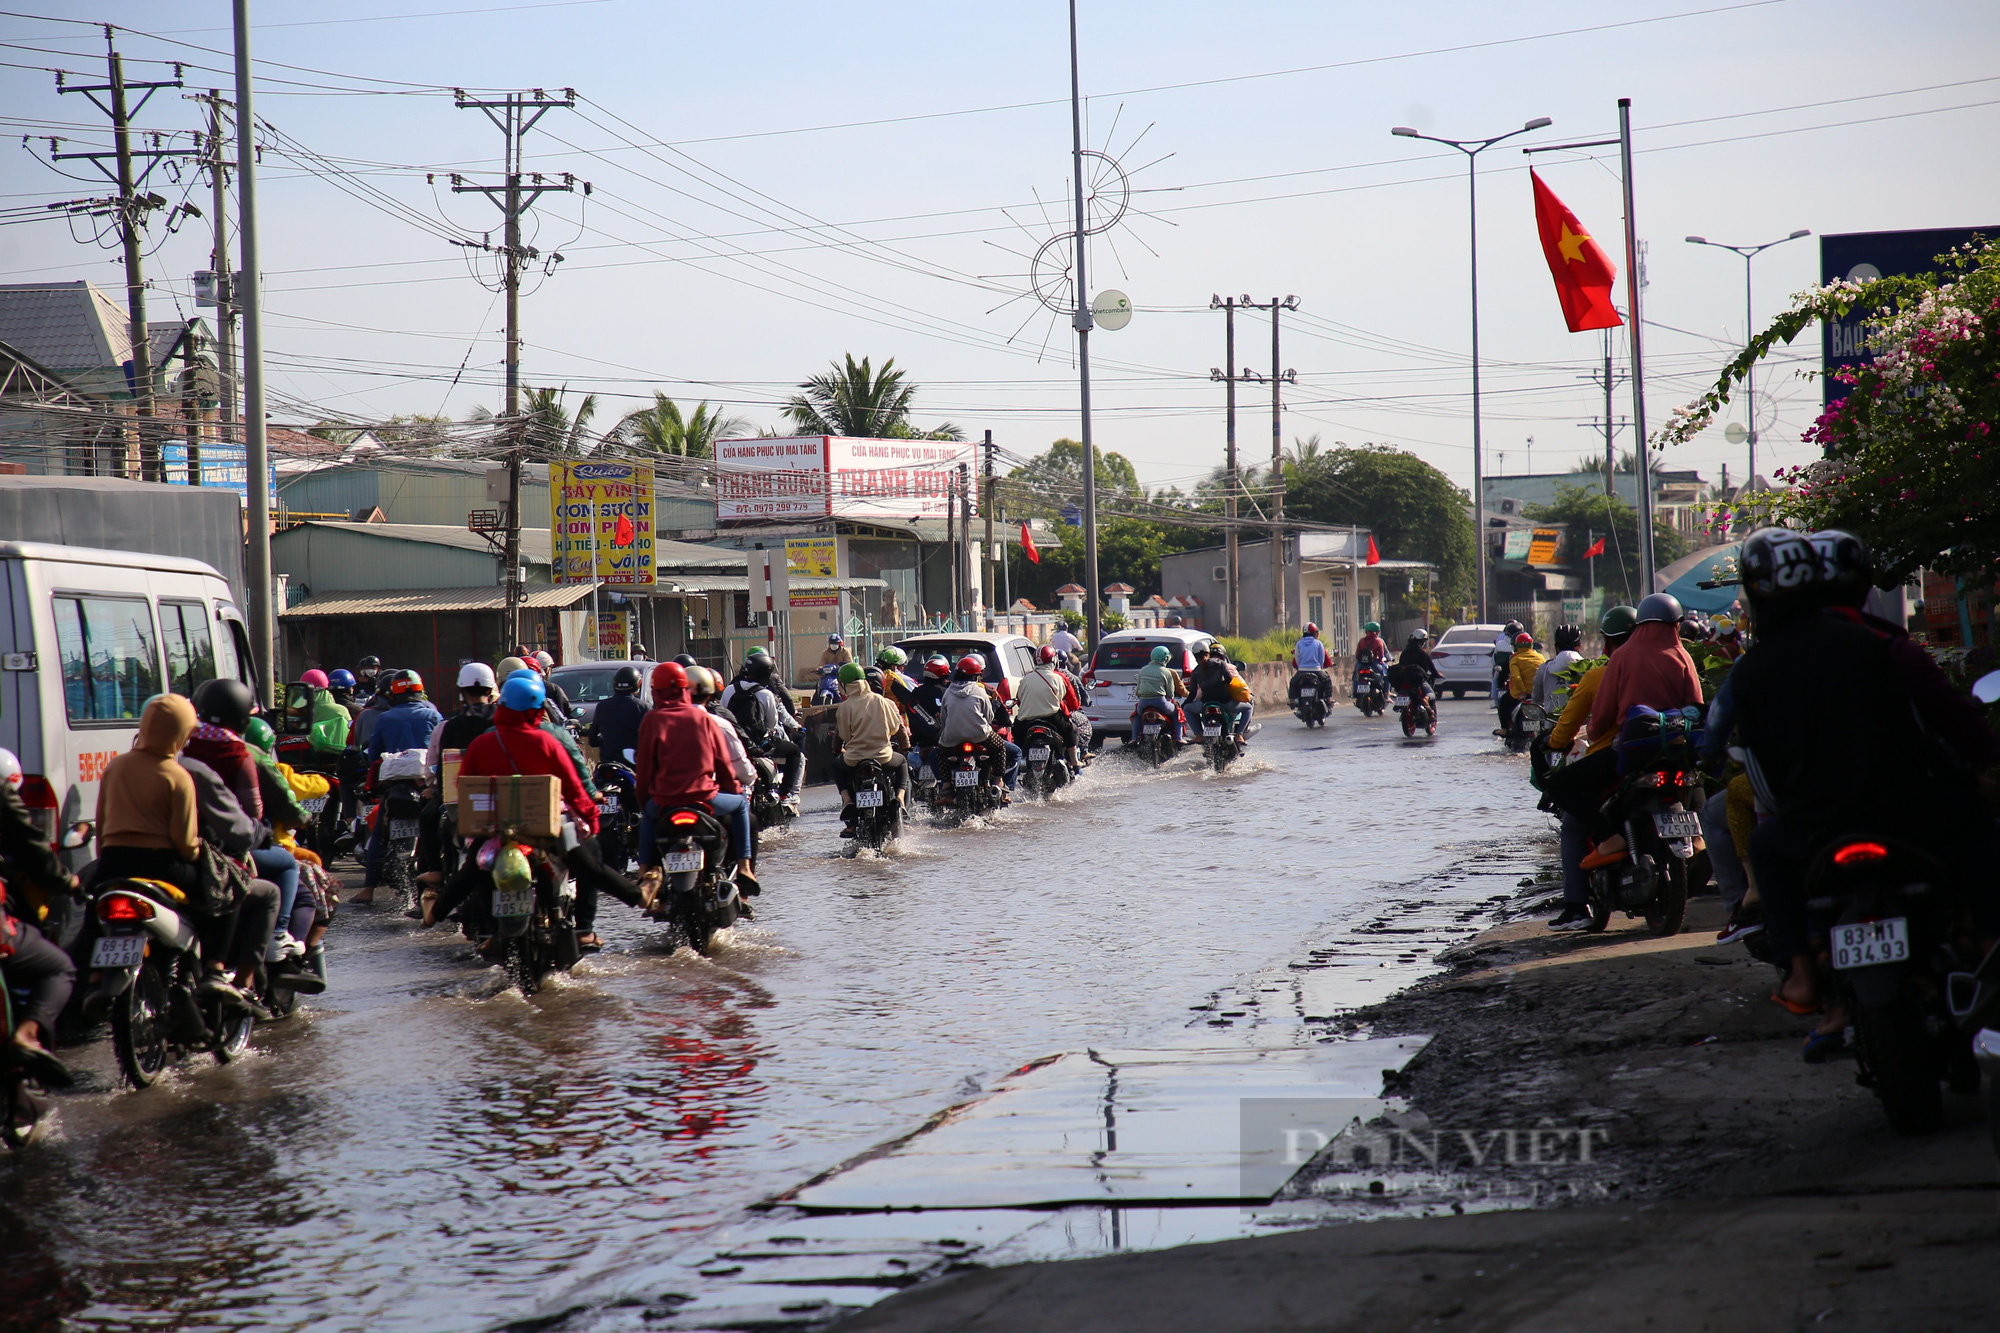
[18,774,56,810]
[962,742,976,752]
[98,894,155,922]
[1833,841,1890,865]
[669,811,699,827]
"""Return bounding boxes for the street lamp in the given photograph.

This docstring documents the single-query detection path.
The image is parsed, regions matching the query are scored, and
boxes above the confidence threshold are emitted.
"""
[1685,229,1811,488]
[1392,117,1552,623]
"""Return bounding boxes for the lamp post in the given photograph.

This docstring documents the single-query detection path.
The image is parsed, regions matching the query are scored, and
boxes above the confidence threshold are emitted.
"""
[1684,229,1810,487]
[1392,117,1552,623]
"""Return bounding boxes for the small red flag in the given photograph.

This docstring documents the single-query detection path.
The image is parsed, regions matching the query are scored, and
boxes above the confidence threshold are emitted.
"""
[1583,536,1607,559]
[1020,520,1040,565]
[1530,170,1623,333]
[1365,533,1380,566]
[612,513,635,547]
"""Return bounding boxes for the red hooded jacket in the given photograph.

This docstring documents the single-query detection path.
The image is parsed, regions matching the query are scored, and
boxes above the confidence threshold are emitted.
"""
[460,703,598,835]
[637,696,741,809]
[1588,620,1703,740]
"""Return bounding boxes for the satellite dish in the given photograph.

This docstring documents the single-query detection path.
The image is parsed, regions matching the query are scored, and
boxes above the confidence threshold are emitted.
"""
[1091,289,1132,331]
[1723,422,1748,444]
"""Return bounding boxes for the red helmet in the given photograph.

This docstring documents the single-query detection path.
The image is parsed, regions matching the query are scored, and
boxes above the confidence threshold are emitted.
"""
[1037,645,1057,663]
[1514,632,1533,647]
[956,653,986,677]
[923,657,950,679]
[1304,623,1320,636]
[650,661,687,700]
[387,669,422,696]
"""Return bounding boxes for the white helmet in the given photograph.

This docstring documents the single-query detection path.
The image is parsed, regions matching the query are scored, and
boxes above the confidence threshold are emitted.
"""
[533,650,554,669]
[457,662,497,690]
[0,747,20,789]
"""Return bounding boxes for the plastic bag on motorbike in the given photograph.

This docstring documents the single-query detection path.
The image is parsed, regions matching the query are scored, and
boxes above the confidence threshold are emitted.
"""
[378,748,429,781]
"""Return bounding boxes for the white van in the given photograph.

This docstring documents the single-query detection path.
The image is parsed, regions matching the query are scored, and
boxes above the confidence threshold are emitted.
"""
[0,541,257,852]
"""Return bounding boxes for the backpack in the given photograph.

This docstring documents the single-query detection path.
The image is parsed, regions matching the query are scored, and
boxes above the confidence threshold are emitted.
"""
[726,682,768,738]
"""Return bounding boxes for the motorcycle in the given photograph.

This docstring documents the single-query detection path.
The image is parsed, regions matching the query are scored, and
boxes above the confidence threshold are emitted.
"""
[1506,700,1552,754]
[810,664,843,708]
[372,750,428,916]
[748,742,799,832]
[1582,707,1701,937]
[1131,704,1182,766]
[1194,702,1242,773]
[1393,685,1438,737]
[848,758,905,849]
[481,831,582,995]
[1351,661,1389,718]
[930,740,1006,822]
[273,734,340,863]
[1018,718,1073,797]
[1291,671,1331,728]
[1809,835,1986,1135]
[591,750,640,871]
[649,805,743,954]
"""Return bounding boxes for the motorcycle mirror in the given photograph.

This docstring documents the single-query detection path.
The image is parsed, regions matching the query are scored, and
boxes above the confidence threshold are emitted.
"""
[623,748,636,763]
[1972,670,2000,705]
[61,820,94,849]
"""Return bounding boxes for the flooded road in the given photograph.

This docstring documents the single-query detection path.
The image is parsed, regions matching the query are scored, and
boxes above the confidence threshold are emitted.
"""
[4,698,1547,1333]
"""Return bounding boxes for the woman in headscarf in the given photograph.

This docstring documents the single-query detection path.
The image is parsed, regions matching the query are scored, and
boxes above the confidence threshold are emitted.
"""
[1577,594,1704,866]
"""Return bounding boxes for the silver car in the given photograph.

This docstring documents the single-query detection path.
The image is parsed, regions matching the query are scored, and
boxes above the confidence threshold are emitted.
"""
[1428,624,1507,699]
[1078,628,1216,743]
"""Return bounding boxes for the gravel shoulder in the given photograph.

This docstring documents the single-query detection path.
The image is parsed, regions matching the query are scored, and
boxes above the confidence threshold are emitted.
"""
[839,898,2000,1333]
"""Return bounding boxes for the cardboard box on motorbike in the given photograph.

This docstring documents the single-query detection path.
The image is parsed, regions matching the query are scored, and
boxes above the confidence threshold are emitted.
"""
[457,774,562,838]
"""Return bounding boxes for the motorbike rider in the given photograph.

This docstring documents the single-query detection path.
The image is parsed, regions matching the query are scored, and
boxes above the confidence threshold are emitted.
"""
[721,653,805,812]
[1,746,82,1095]
[627,661,753,905]
[353,655,383,704]
[1538,606,1637,930]
[1709,614,1745,661]
[299,669,351,757]
[819,634,852,668]
[833,661,911,835]
[242,718,335,982]
[906,655,951,773]
[1491,620,1524,701]
[938,654,1020,794]
[1531,624,1584,712]
[352,670,443,905]
[1387,629,1442,708]
[1133,643,1189,743]
[688,666,764,896]
[1188,643,1253,745]
[415,663,498,893]
[722,648,803,728]
[1290,623,1333,708]
[1015,644,1087,770]
[587,664,649,766]
[1499,631,1545,737]
[874,646,918,710]
[1354,621,1388,667]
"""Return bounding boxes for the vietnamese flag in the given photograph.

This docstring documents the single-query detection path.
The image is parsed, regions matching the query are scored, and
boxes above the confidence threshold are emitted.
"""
[1020,520,1040,564]
[1530,170,1623,333]
[612,513,635,547]
[1582,535,1607,559]
[1365,533,1380,566]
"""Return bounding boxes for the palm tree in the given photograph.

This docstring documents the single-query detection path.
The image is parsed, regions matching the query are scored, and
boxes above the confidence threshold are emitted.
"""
[784,353,962,439]
[1283,433,1335,484]
[522,385,599,459]
[612,393,751,458]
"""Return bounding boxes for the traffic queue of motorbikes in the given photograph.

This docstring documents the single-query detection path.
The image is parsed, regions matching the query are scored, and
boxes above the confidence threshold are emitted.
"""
[1512,528,2000,1149]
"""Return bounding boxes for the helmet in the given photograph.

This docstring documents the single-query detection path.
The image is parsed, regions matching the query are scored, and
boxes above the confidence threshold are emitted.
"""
[1553,623,1582,651]
[1362,621,1380,634]
[534,651,554,670]
[1209,642,1229,662]
[863,666,885,692]
[876,645,907,668]
[1150,645,1171,664]
[457,662,497,691]
[358,655,381,674]
[1635,593,1684,626]
[1304,623,1320,637]
[500,673,546,712]
[1411,627,1430,643]
[673,653,697,668]
[1514,632,1533,647]
[328,669,356,690]
[1713,614,1738,635]
[650,661,688,699]
[746,647,771,663]
[496,656,529,679]
[1811,528,1874,607]
[1600,604,1639,640]
[743,655,775,684]
[301,669,329,690]
[828,634,844,646]
[923,656,951,680]
[957,654,986,678]
[1738,526,1823,617]
[244,717,276,753]
[1504,619,1524,635]
[1038,645,1057,663]
[612,664,643,694]
[687,665,719,700]
[193,678,255,733]
[387,669,423,697]
[0,747,19,789]
[837,662,866,686]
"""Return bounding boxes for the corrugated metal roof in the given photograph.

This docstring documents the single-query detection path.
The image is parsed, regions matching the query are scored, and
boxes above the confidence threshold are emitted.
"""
[292,519,552,561]
[652,574,887,594]
[280,583,594,618]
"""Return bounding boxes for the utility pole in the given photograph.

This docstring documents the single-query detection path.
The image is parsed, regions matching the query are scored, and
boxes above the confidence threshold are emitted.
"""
[197,90,239,487]
[53,32,192,480]
[945,468,960,623]
[233,0,273,702]
[1237,295,1299,632]
[1066,0,1101,647]
[451,88,579,649]
[1209,295,1251,637]
[982,430,996,626]
[1616,98,1655,595]
[960,461,975,624]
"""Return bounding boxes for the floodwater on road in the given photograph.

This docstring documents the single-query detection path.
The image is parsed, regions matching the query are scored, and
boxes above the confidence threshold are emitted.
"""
[4,697,1546,1333]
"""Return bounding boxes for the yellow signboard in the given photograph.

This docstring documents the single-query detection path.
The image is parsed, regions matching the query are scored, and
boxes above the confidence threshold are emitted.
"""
[584,608,630,659]
[1525,527,1562,566]
[785,537,838,578]
[551,460,655,585]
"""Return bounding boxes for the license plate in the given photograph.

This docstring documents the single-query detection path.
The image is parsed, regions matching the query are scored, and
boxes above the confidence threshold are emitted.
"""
[1396,696,1411,707]
[1301,689,1317,699]
[1142,724,1161,735]
[390,818,420,840]
[856,788,884,808]
[916,766,933,782]
[91,935,145,968]
[953,768,978,786]
[299,796,327,815]
[1653,810,1701,839]
[1832,917,1910,970]
[1028,747,1051,761]
[493,887,534,917]
[664,849,703,873]
[598,793,619,812]
[1202,725,1223,737]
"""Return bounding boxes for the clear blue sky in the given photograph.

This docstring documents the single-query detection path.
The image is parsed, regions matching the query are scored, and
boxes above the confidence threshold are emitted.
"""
[3,0,1997,507]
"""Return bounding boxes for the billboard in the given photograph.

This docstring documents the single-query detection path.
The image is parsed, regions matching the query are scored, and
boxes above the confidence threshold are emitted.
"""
[1821,226,1997,402]
[714,435,974,522]
[787,536,839,608]
[551,460,655,585]
[160,441,276,503]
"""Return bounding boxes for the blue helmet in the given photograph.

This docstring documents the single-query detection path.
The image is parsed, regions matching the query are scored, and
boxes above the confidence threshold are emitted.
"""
[500,673,546,712]
[328,669,356,689]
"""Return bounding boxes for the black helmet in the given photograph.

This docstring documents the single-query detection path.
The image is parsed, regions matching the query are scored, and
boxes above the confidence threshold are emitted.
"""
[672,653,697,668]
[1811,529,1874,608]
[358,655,381,673]
[1553,623,1582,651]
[192,677,256,733]
[612,664,643,694]
[743,655,774,683]
[1504,619,1524,635]
[1738,526,1822,616]
[1634,593,1683,625]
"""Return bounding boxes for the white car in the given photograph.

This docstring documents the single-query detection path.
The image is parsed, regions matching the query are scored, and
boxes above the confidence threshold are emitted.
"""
[1079,627,1216,743]
[1428,623,1507,698]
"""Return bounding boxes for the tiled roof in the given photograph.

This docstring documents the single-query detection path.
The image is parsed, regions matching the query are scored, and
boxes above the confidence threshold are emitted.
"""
[0,281,131,378]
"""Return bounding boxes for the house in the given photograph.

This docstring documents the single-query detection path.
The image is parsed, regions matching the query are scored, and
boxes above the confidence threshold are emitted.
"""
[1159,531,1434,645]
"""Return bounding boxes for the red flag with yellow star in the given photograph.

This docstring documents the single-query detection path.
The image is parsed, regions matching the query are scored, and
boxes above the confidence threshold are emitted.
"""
[1530,170,1623,332]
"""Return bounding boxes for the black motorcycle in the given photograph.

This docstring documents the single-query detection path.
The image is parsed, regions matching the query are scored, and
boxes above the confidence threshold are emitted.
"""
[1582,709,1701,937]
[930,740,1005,821]
[1018,718,1073,797]
[1291,671,1332,728]
[1131,706,1181,766]
[1392,685,1437,737]
[274,734,340,863]
[485,836,582,996]
[1506,699,1552,754]
[848,758,905,849]
[1351,661,1389,718]
[591,753,640,871]
[1194,702,1242,773]
[650,805,744,953]
[373,775,425,917]
[748,749,797,832]
[90,877,261,1088]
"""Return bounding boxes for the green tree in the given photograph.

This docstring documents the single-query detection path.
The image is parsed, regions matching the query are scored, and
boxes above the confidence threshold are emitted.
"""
[612,393,750,458]
[1007,437,1142,501]
[783,354,961,439]
[1279,440,1476,608]
[1526,483,1688,606]
[519,385,599,459]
